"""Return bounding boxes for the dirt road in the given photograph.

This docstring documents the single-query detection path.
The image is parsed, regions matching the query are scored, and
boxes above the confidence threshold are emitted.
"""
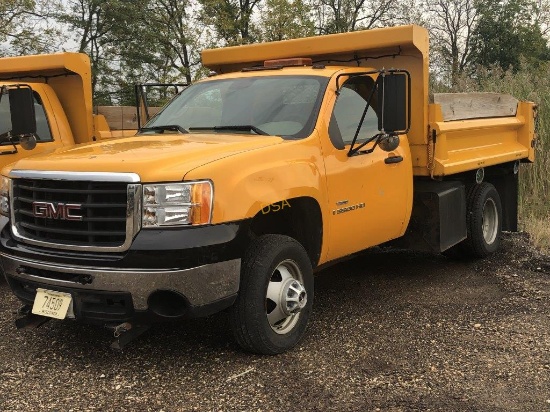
[0,232,548,411]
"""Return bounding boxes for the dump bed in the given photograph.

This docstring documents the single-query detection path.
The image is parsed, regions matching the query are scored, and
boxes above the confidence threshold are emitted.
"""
[202,25,536,177]
[426,93,536,177]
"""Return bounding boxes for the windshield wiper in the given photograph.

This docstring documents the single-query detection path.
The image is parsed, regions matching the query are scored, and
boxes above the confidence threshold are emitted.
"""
[139,125,188,134]
[188,125,269,136]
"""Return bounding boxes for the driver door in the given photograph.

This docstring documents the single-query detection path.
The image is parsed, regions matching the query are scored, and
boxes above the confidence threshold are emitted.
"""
[0,87,63,164]
[320,74,413,261]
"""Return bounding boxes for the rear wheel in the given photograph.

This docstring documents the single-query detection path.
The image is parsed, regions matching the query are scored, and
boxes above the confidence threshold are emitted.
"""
[229,234,313,355]
[445,182,502,259]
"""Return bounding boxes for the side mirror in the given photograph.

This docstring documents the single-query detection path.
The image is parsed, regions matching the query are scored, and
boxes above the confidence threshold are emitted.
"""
[9,87,37,137]
[19,134,37,150]
[379,134,400,152]
[377,71,410,134]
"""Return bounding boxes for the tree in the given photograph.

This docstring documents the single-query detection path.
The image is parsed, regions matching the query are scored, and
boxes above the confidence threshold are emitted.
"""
[469,0,550,70]
[199,0,262,44]
[0,0,63,56]
[137,0,204,84]
[260,0,315,41]
[56,0,126,95]
[532,0,550,37]
[312,0,399,34]
[426,0,479,85]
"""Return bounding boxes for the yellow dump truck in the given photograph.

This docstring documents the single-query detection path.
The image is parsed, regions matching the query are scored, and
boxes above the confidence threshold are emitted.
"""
[0,53,138,165]
[0,25,536,354]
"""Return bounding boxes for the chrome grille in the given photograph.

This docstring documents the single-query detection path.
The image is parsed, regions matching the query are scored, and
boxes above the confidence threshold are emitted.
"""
[9,171,141,252]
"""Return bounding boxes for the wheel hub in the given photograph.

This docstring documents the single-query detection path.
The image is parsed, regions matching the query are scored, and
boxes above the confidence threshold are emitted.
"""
[265,260,308,334]
[482,198,498,244]
[280,278,307,316]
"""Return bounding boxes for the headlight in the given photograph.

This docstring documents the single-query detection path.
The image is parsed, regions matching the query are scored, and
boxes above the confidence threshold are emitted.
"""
[0,176,10,217]
[142,180,213,227]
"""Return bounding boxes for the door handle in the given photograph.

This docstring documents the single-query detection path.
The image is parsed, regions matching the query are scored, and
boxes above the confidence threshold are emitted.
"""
[385,155,403,164]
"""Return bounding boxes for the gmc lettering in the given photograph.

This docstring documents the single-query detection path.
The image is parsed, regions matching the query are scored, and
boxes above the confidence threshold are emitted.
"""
[32,202,83,221]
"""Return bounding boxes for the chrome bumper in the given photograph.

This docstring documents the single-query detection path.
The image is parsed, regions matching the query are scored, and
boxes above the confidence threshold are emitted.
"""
[0,254,241,310]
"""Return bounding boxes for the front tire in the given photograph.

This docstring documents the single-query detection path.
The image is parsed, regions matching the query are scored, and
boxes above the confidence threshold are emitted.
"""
[229,234,313,355]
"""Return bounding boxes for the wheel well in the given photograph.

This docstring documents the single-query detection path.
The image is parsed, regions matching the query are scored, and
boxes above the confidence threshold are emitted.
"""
[249,197,323,267]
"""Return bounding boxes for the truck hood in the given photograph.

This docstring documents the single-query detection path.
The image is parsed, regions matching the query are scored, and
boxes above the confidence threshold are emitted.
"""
[7,133,284,182]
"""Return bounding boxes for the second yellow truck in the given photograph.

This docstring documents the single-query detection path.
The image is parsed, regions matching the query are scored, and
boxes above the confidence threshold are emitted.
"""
[0,25,536,354]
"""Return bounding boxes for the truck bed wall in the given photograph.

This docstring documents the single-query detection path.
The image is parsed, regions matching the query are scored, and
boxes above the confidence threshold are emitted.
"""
[423,97,536,177]
[95,106,162,130]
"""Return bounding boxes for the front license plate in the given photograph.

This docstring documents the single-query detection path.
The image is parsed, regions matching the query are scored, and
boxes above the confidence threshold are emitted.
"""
[32,288,72,320]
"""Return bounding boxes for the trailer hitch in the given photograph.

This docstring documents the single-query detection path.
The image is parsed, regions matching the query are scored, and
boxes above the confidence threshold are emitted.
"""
[107,322,150,350]
[14,305,51,329]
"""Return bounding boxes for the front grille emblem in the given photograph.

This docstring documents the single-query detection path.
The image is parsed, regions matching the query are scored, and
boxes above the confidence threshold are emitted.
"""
[32,201,83,221]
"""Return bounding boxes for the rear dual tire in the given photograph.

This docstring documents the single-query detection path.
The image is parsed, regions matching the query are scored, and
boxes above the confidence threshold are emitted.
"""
[445,182,503,259]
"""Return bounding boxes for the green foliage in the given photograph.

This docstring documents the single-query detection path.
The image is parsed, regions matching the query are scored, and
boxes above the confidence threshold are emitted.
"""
[0,0,63,56]
[426,0,478,86]
[199,0,262,45]
[469,0,550,70]
[313,0,398,34]
[260,0,315,41]
[0,0,34,43]
[56,0,202,105]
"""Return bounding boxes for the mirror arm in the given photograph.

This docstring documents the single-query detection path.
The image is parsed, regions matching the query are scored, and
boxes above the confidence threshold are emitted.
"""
[347,77,381,157]
[8,133,18,153]
[0,132,19,155]
[348,133,383,157]
[135,83,189,129]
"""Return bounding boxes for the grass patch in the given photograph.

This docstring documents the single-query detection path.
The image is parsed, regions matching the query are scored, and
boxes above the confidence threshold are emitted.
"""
[521,214,550,251]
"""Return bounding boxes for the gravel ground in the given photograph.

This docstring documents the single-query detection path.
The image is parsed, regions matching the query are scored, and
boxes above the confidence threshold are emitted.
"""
[0,232,549,411]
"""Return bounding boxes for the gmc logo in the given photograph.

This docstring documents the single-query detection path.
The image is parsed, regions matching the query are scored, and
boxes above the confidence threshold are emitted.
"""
[32,202,83,221]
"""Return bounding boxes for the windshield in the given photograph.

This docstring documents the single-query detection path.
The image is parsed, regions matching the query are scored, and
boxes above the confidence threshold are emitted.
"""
[142,75,328,138]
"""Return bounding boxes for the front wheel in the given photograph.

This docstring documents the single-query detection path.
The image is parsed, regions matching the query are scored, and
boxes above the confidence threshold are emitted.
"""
[229,234,313,355]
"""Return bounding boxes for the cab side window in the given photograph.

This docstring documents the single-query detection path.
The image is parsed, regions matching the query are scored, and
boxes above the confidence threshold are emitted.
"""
[328,76,379,149]
[0,91,53,142]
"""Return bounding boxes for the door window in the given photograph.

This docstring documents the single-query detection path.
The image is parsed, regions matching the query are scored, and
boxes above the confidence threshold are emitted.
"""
[329,76,379,148]
[0,90,53,143]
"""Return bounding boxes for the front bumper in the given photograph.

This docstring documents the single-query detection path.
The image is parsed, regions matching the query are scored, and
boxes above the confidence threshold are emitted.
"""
[2,254,241,324]
[0,218,250,324]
